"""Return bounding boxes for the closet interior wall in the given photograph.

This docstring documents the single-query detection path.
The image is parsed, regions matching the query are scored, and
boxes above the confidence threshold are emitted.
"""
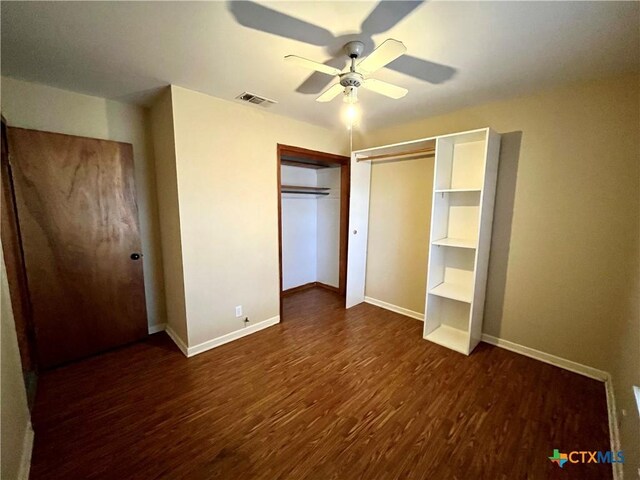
[365,156,434,315]
[280,165,341,292]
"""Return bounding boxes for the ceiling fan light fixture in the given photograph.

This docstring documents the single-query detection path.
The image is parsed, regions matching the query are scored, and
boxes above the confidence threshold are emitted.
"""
[343,86,358,104]
[343,102,360,129]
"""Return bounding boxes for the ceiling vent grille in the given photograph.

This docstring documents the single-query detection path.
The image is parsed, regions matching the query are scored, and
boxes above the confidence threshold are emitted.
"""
[235,92,277,107]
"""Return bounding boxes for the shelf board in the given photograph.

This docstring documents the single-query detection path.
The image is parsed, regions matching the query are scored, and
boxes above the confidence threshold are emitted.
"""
[281,190,329,196]
[281,184,330,195]
[432,237,477,249]
[281,157,330,169]
[424,325,469,354]
[281,185,330,191]
[429,282,473,303]
[434,188,481,193]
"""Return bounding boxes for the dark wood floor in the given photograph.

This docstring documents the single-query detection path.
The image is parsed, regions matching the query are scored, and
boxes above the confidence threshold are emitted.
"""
[30,288,611,479]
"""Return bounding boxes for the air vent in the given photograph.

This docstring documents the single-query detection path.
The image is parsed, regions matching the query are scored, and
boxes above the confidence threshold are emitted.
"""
[235,92,278,107]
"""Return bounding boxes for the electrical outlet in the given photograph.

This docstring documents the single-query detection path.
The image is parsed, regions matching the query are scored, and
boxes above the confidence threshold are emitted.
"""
[244,317,250,326]
[235,305,242,318]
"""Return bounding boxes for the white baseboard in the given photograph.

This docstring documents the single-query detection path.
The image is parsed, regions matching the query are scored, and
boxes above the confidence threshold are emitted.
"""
[165,325,189,357]
[364,296,424,321]
[187,316,280,357]
[148,323,167,334]
[480,334,608,381]
[165,316,280,358]
[18,422,34,480]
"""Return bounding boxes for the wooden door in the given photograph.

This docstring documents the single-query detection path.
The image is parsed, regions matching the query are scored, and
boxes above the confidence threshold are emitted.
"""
[7,128,148,368]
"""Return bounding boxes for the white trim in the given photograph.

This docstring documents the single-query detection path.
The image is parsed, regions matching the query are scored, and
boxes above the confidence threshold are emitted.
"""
[345,151,372,308]
[481,334,608,381]
[165,325,189,357]
[364,296,424,321]
[352,127,490,156]
[605,376,623,480]
[187,316,280,357]
[148,323,167,334]
[18,422,34,480]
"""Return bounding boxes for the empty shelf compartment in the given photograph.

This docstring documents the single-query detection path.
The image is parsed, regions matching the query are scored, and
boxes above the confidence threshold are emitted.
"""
[424,325,469,354]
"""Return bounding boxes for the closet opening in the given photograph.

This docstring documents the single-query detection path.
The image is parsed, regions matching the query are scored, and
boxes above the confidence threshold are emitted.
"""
[348,128,501,355]
[277,144,350,320]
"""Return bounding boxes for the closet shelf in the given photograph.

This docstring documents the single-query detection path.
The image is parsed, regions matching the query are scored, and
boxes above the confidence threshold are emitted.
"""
[281,159,330,169]
[281,190,329,196]
[432,237,477,249]
[281,185,330,191]
[429,282,473,303]
[424,325,469,354]
[434,188,481,193]
[281,185,330,196]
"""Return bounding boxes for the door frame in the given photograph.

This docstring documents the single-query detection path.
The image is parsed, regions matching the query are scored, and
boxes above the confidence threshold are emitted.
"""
[277,144,350,319]
[1,118,38,373]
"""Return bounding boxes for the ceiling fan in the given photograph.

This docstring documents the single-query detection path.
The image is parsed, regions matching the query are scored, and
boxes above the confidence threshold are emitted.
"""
[228,1,456,96]
[285,39,409,104]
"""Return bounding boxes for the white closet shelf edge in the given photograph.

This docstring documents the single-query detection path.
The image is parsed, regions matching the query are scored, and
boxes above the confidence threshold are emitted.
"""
[428,283,473,303]
[431,237,477,249]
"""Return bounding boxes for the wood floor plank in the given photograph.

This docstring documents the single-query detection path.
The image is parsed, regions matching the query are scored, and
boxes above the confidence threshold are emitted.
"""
[29,288,611,479]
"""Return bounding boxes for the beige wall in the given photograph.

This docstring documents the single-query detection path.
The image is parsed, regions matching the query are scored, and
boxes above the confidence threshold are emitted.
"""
[149,88,188,341]
[0,77,167,330]
[365,158,433,313]
[358,74,640,475]
[1,246,32,479]
[169,85,347,346]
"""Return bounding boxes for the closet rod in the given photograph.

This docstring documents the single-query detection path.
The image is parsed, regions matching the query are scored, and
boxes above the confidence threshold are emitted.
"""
[356,147,435,162]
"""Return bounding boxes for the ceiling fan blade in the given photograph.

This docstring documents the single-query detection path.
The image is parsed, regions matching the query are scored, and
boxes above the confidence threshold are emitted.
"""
[362,78,408,99]
[361,1,425,35]
[228,1,334,47]
[357,39,407,76]
[316,83,344,103]
[285,56,342,77]
[387,54,457,84]
[296,57,347,94]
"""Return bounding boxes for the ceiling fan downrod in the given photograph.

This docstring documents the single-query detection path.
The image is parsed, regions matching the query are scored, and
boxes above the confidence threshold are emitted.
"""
[340,41,365,98]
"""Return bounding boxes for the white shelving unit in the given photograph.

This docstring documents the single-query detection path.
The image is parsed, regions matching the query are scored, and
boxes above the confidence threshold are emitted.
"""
[423,128,501,355]
[347,127,500,354]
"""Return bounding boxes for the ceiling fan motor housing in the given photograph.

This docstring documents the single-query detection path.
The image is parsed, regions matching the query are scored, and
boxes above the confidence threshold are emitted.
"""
[340,71,363,88]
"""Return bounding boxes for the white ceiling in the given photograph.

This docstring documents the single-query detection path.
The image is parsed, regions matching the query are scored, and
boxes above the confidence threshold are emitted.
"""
[2,1,639,130]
